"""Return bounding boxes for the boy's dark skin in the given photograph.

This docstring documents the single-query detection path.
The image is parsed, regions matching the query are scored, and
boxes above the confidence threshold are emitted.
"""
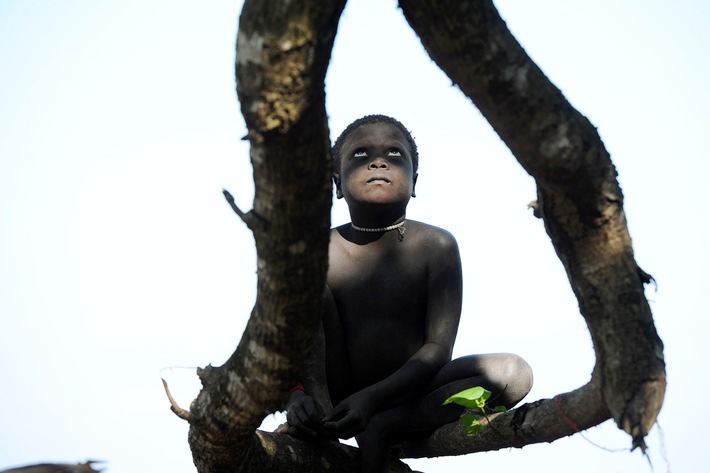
[285,116,533,472]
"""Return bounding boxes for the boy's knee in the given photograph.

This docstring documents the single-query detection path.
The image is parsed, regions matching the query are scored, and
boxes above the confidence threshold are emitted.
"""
[499,353,533,405]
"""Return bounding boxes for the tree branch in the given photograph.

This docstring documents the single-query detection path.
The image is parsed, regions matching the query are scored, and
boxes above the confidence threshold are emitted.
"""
[403,374,610,457]
[185,1,347,472]
[399,0,666,451]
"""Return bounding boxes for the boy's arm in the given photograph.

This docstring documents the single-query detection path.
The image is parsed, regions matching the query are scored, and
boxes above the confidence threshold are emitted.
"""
[325,231,463,438]
[284,290,333,436]
[297,318,332,410]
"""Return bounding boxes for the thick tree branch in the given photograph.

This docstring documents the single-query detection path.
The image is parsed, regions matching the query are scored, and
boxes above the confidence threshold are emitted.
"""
[403,373,610,457]
[186,1,347,472]
[399,0,665,452]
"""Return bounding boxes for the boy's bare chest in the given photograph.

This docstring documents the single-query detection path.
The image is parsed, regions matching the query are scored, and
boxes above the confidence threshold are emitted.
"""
[327,240,428,317]
[326,239,429,381]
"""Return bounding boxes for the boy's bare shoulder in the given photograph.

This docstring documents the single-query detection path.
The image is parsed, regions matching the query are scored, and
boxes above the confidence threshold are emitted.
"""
[405,220,458,249]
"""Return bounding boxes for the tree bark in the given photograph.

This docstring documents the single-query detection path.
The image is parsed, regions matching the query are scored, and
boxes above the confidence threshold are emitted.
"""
[397,0,665,454]
[185,1,347,472]
[177,0,666,471]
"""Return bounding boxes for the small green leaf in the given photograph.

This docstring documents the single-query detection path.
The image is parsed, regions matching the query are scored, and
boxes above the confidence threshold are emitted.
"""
[442,386,491,408]
[465,423,483,436]
[459,414,479,427]
[493,405,507,413]
[459,415,483,436]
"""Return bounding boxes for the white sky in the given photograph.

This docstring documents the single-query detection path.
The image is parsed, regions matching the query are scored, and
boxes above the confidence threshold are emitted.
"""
[1,1,708,472]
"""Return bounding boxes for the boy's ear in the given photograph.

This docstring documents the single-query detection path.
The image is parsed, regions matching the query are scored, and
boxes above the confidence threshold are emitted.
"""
[333,172,343,199]
[411,173,418,198]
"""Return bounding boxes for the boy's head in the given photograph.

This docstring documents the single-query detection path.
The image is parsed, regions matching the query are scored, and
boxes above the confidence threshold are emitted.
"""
[332,115,419,204]
[332,115,419,175]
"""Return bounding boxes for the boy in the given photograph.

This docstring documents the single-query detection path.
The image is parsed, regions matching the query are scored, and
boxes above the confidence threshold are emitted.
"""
[285,115,533,472]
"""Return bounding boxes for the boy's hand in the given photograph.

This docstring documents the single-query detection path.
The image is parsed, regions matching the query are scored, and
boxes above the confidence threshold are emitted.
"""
[323,391,375,439]
[286,392,327,438]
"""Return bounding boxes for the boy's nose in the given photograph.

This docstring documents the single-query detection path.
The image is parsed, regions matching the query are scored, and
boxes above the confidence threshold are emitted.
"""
[368,159,388,169]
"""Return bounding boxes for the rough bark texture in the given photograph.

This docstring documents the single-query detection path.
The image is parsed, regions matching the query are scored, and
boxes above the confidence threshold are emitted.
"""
[403,372,611,457]
[185,1,348,472]
[397,0,665,455]
[178,1,666,471]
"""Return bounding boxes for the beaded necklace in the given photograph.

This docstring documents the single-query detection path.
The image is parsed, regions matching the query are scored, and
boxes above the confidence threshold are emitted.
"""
[351,220,406,241]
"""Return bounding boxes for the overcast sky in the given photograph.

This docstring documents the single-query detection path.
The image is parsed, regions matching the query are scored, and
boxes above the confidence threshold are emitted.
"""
[1,1,708,472]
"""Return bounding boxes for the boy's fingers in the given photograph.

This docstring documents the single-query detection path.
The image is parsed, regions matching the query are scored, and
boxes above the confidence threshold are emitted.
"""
[324,411,363,438]
[324,416,363,439]
[284,408,317,437]
[288,398,331,438]
[303,398,325,422]
[289,397,323,425]
[324,404,346,423]
[289,406,311,429]
[292,412,318,436]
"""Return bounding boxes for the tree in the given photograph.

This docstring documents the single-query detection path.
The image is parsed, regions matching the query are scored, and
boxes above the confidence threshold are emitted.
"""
[164,1,666,471]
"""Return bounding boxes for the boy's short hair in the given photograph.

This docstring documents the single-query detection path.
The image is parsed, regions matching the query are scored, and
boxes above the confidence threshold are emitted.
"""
[332,115,419,173]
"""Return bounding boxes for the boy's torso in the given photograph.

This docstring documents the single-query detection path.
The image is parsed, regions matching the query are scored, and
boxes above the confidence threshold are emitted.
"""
[326,220,443,390]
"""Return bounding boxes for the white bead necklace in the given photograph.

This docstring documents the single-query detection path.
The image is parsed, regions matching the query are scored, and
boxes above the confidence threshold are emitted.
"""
[351,220,406,241]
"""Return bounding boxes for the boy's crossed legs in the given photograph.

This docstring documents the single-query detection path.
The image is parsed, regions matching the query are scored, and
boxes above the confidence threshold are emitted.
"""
[355,353,533,473]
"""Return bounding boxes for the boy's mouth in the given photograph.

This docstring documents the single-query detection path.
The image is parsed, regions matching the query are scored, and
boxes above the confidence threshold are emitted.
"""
[367,175,391,183]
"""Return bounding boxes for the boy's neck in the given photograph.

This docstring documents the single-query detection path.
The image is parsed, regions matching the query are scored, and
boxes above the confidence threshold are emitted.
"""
[351,220,405,233]
[348,209,406,230]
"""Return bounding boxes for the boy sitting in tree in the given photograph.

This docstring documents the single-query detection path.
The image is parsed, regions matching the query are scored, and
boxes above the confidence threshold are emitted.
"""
[284,115,533,472]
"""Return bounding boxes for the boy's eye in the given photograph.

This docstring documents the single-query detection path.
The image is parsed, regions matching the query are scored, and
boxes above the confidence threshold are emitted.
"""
[353,149,368,158]
[387,148,402,157]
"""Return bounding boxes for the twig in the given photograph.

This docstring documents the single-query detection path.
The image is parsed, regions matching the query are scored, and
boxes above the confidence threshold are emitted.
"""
[162,377,191,421]
[223,188,269,232]
[223,189,251,225]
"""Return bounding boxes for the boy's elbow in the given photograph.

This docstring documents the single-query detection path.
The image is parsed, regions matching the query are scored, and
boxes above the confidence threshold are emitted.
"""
[426,342,453,369]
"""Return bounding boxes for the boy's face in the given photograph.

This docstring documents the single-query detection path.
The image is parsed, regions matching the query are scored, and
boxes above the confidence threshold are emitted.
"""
[335,122,418,208]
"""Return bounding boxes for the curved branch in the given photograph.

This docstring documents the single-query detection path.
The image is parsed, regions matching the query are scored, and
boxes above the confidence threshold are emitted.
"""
[186,1,347,472]
[404,375,610,458]
[208,376,611,464]
[399,0,666,450]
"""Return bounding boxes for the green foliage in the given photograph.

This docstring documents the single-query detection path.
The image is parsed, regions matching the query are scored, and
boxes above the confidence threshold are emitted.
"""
[442,386,490,409]
[457,413,485,436]
[442,386,507,436]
